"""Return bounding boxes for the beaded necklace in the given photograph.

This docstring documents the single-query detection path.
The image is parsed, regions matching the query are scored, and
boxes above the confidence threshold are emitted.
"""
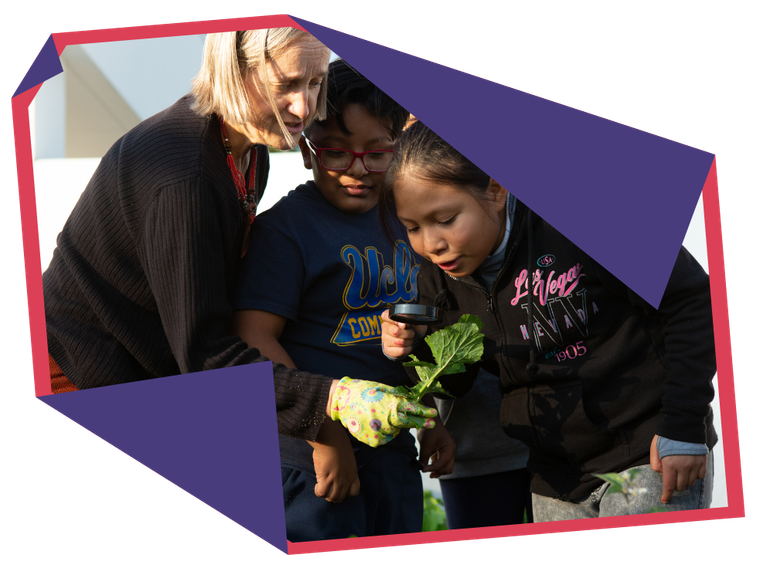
[218,115,257,224]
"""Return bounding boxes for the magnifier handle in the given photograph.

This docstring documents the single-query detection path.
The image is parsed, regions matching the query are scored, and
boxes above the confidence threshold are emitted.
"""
[387,304,442,327]
[385,309,428,332]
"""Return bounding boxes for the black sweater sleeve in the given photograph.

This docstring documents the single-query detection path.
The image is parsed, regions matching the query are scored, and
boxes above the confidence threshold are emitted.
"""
[137,180,333,440]
[593,247,716,444]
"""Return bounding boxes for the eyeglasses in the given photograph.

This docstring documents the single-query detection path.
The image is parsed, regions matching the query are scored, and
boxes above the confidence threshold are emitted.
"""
[304,138,394,172]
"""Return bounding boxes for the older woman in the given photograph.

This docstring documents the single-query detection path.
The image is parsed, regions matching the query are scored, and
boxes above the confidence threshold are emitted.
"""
[42,29,434,445]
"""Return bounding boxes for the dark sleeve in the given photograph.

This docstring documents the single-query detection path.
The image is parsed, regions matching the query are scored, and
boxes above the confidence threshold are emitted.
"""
[272,365,333,439]
[654,247,716,443]
[138,180,331,440]
[595,247,716,444]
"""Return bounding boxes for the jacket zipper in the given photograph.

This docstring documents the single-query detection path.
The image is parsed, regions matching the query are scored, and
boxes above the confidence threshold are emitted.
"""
[445,239,519,384]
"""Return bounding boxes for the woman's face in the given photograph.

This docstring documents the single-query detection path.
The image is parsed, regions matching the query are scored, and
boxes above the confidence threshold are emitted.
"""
[244,36,329,150]
[394,176,508,278]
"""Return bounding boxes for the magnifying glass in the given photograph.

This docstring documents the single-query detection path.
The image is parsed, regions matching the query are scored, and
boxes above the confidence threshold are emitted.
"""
[388,303,443,326]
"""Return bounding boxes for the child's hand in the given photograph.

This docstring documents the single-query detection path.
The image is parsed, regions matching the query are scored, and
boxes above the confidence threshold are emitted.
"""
[650,435,708,504]
[310,418,360,503]
[380,309,428,359]
[417,421,456,479]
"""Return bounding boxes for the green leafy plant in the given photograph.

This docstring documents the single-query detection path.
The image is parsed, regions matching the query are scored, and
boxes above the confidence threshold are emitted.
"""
[396,314,485,401]
[422,490,448,532]
[594,469,669,514]
[595,469,648,498]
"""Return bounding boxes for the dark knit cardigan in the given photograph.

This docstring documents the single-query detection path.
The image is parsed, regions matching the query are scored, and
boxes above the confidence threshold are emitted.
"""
[43,95,332,440]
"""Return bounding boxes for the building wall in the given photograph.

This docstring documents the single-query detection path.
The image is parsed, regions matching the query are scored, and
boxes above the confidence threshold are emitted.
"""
[33,35,206,159]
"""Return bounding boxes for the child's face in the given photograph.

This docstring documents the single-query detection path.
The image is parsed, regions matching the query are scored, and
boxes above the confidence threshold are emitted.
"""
[394,177,508,278]
[299,103,394,215]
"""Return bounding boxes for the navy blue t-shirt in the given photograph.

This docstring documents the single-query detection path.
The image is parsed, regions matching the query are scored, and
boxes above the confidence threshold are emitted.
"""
[231,181,421,472]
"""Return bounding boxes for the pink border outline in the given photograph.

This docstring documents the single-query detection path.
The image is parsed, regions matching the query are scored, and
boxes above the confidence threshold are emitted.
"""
[12,16,744,556]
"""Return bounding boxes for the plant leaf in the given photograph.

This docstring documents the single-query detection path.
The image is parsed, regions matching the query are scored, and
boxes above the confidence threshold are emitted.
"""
[402,360,436,368]
[389,385,413,398]
[405,314,485,400]
[594,473,626,488]
[594,472,626,495]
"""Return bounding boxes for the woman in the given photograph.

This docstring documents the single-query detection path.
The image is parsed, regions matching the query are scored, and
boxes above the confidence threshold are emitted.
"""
[42,29,434,445]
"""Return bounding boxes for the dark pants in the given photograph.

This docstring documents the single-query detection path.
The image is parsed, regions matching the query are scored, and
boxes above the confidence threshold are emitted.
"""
[439,468,533,529]
[282,448,423,542]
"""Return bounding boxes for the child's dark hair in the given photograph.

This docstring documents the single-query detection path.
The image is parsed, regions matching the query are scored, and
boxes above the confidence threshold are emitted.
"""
[378,121,491,246]
[309,59,409,140]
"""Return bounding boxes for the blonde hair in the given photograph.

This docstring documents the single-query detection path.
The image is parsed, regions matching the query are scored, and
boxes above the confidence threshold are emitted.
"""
[191,28,329,148]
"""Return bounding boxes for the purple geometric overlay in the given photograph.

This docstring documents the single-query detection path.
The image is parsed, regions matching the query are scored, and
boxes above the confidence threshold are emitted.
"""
[39,362,288,553]
[19,17,730,556]
[294,18,715,309]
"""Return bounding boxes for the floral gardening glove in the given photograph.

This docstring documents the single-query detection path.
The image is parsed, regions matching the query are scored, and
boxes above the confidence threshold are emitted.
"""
[330,377,437,448]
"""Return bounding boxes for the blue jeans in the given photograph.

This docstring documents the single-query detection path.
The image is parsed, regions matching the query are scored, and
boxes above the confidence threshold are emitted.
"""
[282,448,423,542]
[532,451,714,521]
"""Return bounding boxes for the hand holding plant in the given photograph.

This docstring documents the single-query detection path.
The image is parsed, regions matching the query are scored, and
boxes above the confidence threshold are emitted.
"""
[329,377,437,448]
[340,313,484,450]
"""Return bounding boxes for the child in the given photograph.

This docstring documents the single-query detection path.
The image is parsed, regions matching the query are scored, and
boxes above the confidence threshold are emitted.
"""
[230,61,453,541]
[380,121,717,520]
[397,119,532,530]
